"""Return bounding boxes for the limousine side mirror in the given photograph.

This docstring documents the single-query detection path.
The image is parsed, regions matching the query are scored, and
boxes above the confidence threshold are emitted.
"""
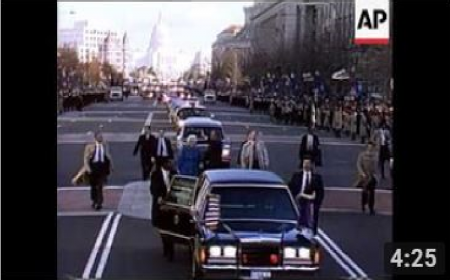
[204,194,221,231]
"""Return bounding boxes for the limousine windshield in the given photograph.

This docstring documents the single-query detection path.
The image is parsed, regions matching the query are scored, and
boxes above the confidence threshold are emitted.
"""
[211,187,297,221]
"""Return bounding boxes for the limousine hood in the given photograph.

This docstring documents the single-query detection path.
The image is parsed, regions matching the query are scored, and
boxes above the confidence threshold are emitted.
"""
[204,221,315,244]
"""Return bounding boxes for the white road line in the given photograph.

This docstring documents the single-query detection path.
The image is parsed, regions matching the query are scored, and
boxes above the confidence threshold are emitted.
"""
[319,229,368,278]
[58,186,124,191]
[82,213,113,279]
[325,187,392,194]
[57,211,113,217]
[320,208,392,216]
[317,235,357,278]
[95,214,122,279]
[144,112,153,126]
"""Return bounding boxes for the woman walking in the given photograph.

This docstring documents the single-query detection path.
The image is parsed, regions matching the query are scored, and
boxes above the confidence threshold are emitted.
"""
[177,135,202,176]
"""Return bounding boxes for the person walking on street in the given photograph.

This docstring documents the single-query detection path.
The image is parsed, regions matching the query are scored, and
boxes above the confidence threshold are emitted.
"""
[269,101,276,123]
[288,158,324,231]
[355,141,378,215]
[299,126,321,167]
[83,131,113,210]
[133,125,156,180]
[150,160,178,261]
[203,130,223,170]
[240,130,270,170]
[154,129,174,168]
[374,123,392,179]
[358,110,369,144]
[177,135,202,176]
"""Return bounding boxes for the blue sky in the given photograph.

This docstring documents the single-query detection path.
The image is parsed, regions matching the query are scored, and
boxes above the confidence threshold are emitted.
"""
[58,2,253,59]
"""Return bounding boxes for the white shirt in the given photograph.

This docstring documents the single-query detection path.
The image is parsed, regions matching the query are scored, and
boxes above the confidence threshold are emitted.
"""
[162,168,170,191]
[380,129,386,146]
[157,137,168,157]
[93,143,104,163]
[301,171,312,194]
[307,135,314,151]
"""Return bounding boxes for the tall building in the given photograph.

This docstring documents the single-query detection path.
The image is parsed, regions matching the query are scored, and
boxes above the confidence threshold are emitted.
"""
[58,20,132,76]
[190,50,211,78]
[243,0,392,95]
[211,25,251,83]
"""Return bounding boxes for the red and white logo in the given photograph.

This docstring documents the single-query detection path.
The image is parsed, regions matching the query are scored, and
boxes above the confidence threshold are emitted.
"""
[355,0,390,45]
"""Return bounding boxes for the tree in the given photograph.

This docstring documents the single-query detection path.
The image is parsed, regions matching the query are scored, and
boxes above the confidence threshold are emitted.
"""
[58,47,79,72]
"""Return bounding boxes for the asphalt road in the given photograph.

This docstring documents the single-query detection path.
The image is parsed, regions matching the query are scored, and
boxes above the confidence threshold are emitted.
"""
[58,97,392,279]
[58,212,391,280]
[57,96,392,188]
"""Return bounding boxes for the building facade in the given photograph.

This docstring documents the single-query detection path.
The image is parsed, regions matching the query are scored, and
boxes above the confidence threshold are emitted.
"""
[58,20,132,76]
[243,0,392,95]
[211,25,251,85]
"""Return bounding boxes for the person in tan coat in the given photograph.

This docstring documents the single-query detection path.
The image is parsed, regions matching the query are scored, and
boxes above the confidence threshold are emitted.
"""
[83,131,114,210]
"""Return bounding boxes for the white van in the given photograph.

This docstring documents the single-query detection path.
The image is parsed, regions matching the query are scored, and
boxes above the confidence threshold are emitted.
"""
[109,86,124,101]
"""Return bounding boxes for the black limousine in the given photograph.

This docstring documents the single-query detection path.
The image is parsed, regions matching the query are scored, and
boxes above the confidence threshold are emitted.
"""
[156,169,321,280]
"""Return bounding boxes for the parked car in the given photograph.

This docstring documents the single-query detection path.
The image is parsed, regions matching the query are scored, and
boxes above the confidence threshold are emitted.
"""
[203,90,217,104]
[156,169,321,280]
[109,86,124,101]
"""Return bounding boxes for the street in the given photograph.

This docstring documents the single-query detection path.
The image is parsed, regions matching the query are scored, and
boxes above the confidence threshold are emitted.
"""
[57,96,392,279]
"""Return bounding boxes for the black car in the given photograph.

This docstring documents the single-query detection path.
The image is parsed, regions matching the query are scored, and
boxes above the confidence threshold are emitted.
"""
[156,169,320,280]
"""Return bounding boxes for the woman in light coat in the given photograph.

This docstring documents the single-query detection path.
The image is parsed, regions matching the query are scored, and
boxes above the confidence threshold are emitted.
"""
[240,131,270,170]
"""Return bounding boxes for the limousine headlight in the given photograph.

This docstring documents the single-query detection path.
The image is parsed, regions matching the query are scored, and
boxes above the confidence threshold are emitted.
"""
[208,245,237,258]
[223,246,237,258]
[283,247,310,259]
[209,246,221,257]
[283,247,297,259]
[298,248,311,259]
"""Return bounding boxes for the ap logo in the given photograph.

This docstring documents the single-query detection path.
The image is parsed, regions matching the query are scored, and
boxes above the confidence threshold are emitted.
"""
[355,0,390,45]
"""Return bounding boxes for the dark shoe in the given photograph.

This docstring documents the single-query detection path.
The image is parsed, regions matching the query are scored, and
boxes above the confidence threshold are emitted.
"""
[95,204,102,211]
[91,203,96,209]
[370,209,376,215]
[362,205,366,213]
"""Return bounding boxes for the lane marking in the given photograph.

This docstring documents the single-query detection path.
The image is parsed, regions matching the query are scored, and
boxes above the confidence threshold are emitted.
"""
[95,214,122,278]
[317,235,357,278]
[82,213,113,279]
[58,186,124,191]
[319,228,368,278]
[320,208,392,216]
[144,112,153,126]
[326,187,392,194]
[57,211,113,217]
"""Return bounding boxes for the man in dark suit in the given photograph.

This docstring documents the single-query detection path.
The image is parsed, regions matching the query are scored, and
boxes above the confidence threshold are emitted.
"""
[288,158,324,235]
[298,126,321,167]
[133,125,156,180]
[154,129,174,168]
[204,130,223,170]
[150,160,178,261]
